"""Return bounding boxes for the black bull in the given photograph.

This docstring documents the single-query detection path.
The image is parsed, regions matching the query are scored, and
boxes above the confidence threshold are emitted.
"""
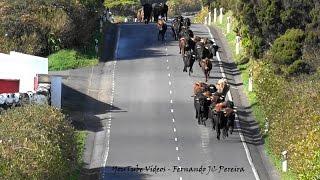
[152,3,168,22]
[143,3,152,24]
[183,51,196,76]
[194,93,210,125]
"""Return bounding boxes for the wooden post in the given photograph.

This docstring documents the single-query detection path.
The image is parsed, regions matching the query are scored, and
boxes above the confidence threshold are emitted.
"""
[219,8,223,24]
[214,8,217,23]
[227,16,231,33]
[282,151,288,172]
[236,35,241,55]
[248,68,253,92]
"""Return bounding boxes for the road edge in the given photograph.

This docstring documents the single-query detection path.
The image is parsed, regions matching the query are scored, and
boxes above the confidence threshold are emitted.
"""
[206,25,280,180]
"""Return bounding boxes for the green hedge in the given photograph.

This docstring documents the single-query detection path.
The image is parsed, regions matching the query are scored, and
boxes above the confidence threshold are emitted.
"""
[0,105,78,179]
[255,63,320,179]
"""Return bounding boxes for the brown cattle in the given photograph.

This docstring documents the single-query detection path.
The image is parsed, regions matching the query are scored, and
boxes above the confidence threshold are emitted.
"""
[200,58,212,82]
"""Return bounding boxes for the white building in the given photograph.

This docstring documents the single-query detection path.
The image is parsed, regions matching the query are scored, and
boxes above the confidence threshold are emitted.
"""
[0,52,48,93]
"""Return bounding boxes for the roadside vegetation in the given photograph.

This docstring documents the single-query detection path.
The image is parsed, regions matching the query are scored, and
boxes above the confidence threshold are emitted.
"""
[0,105,84,179]
[0,0,104,71]
[195,0,320,179]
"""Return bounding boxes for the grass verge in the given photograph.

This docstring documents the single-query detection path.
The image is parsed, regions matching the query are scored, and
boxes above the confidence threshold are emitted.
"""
[70,130,87,180]
[48,19,105,71]
[48,49,98,71]
[210,10,297,179]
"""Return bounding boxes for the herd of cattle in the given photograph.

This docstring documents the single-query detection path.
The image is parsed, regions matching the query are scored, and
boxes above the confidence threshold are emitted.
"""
[171,16,236,140]
[137,2,168,24]
[0,84,51,113]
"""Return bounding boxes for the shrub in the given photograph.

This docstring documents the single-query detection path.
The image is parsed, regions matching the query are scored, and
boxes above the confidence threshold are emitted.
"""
[255,62,320,179]
[287,60,311,76]
[270,29,305,65]
[236,55,250,65]
[0,105,78,179]
[194,7,209,24]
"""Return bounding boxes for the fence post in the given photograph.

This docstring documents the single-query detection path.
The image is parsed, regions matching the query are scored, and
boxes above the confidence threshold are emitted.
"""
[248,68,253,92]
[227,16,231,33]
[219,8,223,24]
[214,8,217,23]
[95,39,99,54]
[100,19,103,33]
[236,35,241,55]
[264,118,269,134]
[208,11,212,25]
[204,16,208,25]
[282,151,288,172]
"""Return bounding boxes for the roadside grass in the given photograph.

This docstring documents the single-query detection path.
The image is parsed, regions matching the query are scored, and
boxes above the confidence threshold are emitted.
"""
[70,130,87,180]
[211,10,297,179]
[48,49,98,71]
[48,21,105,71]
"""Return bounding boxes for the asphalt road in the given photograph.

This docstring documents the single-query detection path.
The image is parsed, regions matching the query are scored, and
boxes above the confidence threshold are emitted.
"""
[97,23,274,180]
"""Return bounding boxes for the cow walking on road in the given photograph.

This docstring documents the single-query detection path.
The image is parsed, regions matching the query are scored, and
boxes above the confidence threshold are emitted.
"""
[183,51,196,76]
[157,19,167,41]
[200,58,212,82]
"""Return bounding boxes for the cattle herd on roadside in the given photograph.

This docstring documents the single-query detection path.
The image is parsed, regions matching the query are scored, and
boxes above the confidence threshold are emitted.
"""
[171,16,237,140]
[0,84,51,113]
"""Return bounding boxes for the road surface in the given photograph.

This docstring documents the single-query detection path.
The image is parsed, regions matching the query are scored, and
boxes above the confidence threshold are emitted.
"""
[94,22,277,180]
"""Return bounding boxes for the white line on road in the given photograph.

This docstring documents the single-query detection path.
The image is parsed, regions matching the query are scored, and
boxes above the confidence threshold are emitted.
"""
[177,156,180,161]
[206,26,260,180]
[169,81,172,86]
[171,109,174,113]
[176,147,179,151]
[101,24,120,179]
[168,73,171,77]
[173,128,176,132]
[167,59,169,62]
[175,137,178,141]
[172,118,175,122]
[170,90,172,94]
[167,66,170,70]
[170,99,173,104]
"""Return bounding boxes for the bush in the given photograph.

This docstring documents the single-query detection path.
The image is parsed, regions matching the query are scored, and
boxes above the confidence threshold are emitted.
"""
[0,1,103,56]
[0,105,78,179]
[287,60,311,76]
[194,7,209,23]
[270,29,305,65]
[236,55,250,65]
[255,63,320,179]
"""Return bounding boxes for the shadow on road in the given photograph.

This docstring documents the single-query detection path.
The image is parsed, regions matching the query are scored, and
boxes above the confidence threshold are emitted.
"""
[62,84,124,132]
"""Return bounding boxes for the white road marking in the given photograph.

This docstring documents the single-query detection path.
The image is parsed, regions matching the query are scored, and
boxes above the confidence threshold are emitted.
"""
[167,59,169,62]
[171,109,174,113]
[206,26,260,180]
[170,99,173,104]
[172,118,175,122]
[169,81,172,86]
[177,156,180,161]
[170,90,172,94]
[101,24,121,179]
[180,177,182,180]
[176,147,179,151]
[168,73,171,77]
[173,128,176,132]
[175,137,178,141]
[167,66,170,70]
